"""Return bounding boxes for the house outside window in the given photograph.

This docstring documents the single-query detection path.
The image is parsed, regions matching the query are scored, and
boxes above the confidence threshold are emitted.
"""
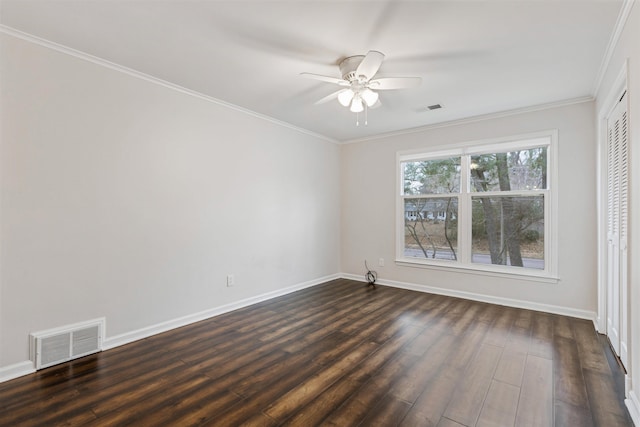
[396,131,558,280]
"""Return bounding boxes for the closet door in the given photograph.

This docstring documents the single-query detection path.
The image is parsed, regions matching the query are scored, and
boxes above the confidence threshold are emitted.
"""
[606,91,628,367]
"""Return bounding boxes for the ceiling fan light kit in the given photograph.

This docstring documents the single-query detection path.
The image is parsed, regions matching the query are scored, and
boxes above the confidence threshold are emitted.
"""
[360,88,379,107]
[350,96,364,113]
[338,89,354,107]
[301,50,421,126]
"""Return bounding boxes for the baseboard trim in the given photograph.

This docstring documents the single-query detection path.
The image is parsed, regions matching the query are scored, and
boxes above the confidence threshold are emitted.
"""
[626,390,640,426]
[0,361,36,383]
[0,272,598,385]
[103,273,340,351]
[341,273,597,322]
[595,314,606,334]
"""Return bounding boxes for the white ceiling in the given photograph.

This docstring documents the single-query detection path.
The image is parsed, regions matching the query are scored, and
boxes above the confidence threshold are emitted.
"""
[1,0,624,142]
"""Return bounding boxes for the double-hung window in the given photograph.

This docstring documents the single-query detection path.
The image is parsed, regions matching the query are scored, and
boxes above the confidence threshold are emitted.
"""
[397,131,557,280]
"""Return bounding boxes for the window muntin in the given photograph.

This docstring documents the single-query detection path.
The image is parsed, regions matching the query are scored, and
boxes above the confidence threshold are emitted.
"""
[397,134,555,278]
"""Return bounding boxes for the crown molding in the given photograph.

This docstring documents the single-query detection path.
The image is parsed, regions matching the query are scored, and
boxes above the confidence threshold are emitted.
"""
[592,0,636,96]
[342,96,594,145]
[0,25,339,145]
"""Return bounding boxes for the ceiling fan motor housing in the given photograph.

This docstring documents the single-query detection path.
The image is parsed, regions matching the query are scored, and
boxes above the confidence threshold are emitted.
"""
[302,50,419,114]
[339,55,366,82]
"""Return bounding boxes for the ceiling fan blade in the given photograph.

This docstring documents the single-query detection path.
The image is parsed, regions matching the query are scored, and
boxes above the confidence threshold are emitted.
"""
[356,50,385,81]
[300,72,349,86]
[314,89,346,105]
[369,77,422,90]
[369,99,382,109]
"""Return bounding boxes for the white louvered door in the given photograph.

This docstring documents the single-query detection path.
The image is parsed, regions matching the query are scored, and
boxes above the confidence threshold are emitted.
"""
[606,91,628,367]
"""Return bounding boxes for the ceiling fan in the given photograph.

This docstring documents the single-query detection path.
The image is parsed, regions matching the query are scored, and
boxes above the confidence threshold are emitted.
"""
[301,50,422,116]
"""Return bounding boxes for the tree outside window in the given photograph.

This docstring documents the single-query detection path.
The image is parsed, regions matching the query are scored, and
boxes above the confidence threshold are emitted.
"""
[398,138,552,274]
[403,157,459,261]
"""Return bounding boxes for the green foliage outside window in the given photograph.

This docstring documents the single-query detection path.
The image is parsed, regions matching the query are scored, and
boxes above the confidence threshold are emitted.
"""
[401,146,547,269]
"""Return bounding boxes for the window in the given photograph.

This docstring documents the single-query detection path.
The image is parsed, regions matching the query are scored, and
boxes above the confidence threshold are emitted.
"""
[397,132,557,279]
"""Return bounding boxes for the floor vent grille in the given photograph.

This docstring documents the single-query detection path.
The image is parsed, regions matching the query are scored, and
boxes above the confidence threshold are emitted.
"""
[30,318,105,370]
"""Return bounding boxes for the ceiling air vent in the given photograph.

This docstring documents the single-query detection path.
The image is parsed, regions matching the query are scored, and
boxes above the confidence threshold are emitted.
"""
[417,104,444,113]
[30,318,105,370]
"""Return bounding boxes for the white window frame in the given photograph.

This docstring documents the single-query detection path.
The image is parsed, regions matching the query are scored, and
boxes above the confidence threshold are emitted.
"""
[396,130,559,283]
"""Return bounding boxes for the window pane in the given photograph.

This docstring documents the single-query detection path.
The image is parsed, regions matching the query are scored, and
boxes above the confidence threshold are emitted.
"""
[470,147,547,192]
[404,197,458,260]
[403,157,461,195]
[471,196,544,269]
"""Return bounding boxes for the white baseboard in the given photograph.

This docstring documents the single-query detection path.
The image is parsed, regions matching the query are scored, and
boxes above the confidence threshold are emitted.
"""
[341,273,597,322]
[0,360,35,383]
[103,273,340,350]
[595,314,607,334]
[626,390,640,426]
[0,273,339,384]
[0,272,600,385]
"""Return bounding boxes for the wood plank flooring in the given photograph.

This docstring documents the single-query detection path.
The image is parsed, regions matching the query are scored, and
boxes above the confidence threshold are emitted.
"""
[0,279,633,426]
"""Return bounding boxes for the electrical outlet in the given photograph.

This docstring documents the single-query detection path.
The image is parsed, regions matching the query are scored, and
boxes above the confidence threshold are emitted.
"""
[379,258,385,267]
[226,274,235,287]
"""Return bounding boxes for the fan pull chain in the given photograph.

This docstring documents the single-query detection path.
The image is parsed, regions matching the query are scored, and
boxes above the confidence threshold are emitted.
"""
[355,106,370,126]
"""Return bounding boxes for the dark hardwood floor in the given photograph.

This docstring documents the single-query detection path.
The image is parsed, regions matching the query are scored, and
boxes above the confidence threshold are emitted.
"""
[0,279,633,426]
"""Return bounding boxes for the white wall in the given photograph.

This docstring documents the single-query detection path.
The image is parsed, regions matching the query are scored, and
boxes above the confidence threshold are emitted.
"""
[0,34,341,370]
[595,1,640,423]
[341,101,597,315]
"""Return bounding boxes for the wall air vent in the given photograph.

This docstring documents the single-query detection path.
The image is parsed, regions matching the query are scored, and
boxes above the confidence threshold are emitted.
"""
[30,318,105,370]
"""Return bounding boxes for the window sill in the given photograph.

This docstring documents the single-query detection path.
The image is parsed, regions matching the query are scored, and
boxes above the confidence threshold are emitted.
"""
[395,258,560,284]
